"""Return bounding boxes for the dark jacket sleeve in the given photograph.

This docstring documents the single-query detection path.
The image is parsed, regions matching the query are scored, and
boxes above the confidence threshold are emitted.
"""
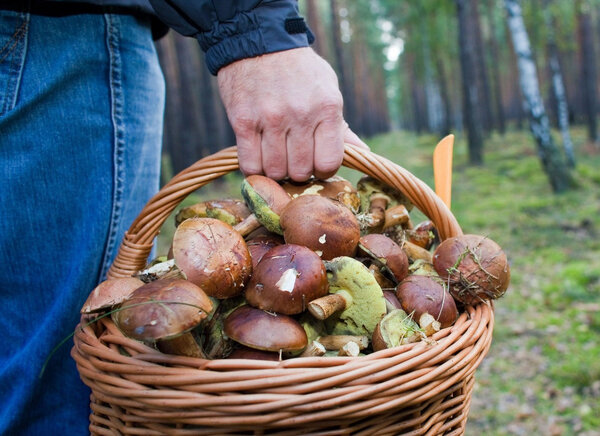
[148,0,313,75]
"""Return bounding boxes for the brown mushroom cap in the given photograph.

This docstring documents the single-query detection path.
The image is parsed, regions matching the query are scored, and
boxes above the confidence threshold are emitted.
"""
[245,244,329,315]
[280,176,361,213]
[224,305,308,352]
[112,279,213,342]
[172,217,252,299]
[395,275,458,328]
[81,277,144,314]
[279,195,360,260]
[433,234,510,304]
[227,346,281,361]
[358,233,409,283]
[245,231,284,269]
[405,220,438,249]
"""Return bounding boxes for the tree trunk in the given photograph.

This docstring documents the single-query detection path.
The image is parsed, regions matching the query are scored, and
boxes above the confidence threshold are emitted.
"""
[305,0,330,60]
[470,0,494,134]
[485,0,506,135]
[456,0,484,164]
[435,54,453,137]
[505,0,574,192]
[420,19,443,134]
[543,0,576,167]
[577,0,599,143]
[329,0,355,130]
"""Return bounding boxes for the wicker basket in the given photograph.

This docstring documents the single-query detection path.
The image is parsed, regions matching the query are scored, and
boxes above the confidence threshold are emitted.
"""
[72,144,494,435]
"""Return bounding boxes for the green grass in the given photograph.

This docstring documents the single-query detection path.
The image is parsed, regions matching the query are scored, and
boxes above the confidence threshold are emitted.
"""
[156,126,600,434]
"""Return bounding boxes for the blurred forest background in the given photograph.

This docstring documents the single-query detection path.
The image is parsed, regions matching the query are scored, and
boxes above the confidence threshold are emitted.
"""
[155,0,599,193]
[154,1,600,434]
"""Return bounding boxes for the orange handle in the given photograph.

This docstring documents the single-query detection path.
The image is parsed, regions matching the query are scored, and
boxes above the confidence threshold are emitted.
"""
[433,134,454,210]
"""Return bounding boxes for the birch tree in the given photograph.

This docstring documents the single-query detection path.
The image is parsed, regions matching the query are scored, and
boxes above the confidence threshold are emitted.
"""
[505,0,573,192]
[543,0,575,167]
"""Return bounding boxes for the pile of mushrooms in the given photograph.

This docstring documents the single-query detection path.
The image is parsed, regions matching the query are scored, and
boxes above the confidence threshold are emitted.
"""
[82,173,510,360]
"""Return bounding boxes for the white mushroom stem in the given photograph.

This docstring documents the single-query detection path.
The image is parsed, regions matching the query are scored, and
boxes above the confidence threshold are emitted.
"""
[307,293,347,320]
[233,214,262,237]
[419,313,441,337]
[338,341,360,357]
[299,340,326,357]
[368,194,389,227]
[318,335,369,351]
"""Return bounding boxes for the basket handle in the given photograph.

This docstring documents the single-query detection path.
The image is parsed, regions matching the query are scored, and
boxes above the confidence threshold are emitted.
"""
[107,143,462,279]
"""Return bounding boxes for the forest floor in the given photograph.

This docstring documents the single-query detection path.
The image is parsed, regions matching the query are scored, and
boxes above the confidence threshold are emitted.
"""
[157,126,600,435]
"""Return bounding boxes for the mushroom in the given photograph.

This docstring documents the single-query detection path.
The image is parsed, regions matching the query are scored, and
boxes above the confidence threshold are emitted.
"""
[337,341,361,357]
[299,341,327,357]
[308,256,386,337]
[227,346,281,361]
[382,204,413,230]
[175,198,251,227]
[172,217,252,299]
[368,264,396,290]
[279,195,360,260]
[136,257,185,283]
[223,305,308,353]
[245,244,329,315]
[298,312,327,344]
[81,277,144,314]
[358,233,409,284]
[433,234,510,304]
[372,309,423,352]
[318,335,369,351]
[395,275,458,330]
[400,240,434,263]
[202,295,246,359]
[408,259,438,277]
[383,290,403,313]
[280,175,361,213]
[112,278,214,357]
[404,220,438,250]
[234,175,291,236]
[356,176,413,233]
[245,230,284,270]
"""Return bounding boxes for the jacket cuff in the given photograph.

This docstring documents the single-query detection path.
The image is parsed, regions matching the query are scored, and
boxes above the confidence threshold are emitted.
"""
[197,1,312,75]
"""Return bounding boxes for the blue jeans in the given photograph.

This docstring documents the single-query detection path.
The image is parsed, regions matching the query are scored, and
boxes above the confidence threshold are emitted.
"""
[0,10,165,435]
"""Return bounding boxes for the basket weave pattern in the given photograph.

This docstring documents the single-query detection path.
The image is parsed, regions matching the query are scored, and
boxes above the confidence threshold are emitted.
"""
[72,144,494,435]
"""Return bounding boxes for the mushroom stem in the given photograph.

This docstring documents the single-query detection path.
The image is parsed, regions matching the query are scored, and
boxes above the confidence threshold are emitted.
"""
[367,194,389,230]
[233,214,262,237]
[419,313,441,337]
[401,240,433,263]
[307,293,347,320]
[299,340,327,357]
[338,341,360,357]
[318,335,369,351]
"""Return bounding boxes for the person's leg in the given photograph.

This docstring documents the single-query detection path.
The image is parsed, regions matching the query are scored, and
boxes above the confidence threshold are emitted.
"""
[0,10,164,435]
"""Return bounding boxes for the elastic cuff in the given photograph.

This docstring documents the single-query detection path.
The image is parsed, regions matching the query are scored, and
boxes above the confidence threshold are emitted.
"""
[198,2,311,75]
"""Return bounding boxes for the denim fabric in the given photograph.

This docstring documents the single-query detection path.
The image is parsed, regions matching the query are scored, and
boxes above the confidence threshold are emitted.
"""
[0,10,164,435]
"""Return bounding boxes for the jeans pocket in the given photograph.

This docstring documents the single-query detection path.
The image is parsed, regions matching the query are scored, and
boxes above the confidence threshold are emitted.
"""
[0,10,29,117]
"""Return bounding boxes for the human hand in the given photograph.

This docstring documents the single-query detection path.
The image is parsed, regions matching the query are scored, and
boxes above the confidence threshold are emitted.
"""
[217,47,368,182]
